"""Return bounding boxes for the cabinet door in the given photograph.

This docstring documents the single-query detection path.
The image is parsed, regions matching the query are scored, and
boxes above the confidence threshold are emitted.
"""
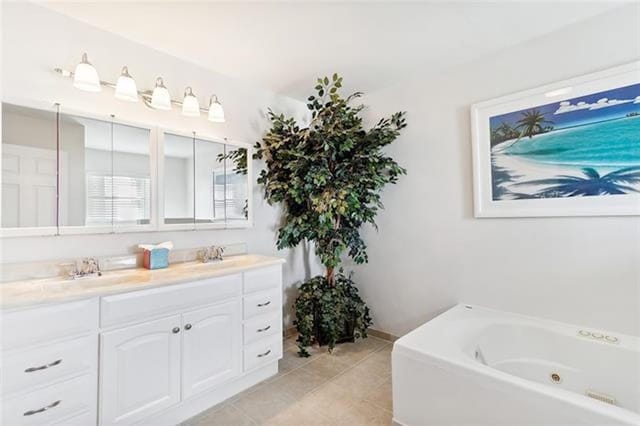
[182,300,241,399]
[100,315,181,426]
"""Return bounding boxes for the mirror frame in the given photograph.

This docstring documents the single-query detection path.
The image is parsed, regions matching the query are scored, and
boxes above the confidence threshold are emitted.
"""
[1,101,253,237]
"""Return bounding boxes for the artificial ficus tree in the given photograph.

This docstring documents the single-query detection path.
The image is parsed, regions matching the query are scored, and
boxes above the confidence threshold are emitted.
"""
[254,74,407,354]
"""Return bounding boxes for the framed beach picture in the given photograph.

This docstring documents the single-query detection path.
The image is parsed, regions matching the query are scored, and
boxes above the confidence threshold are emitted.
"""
[471,62,640,217]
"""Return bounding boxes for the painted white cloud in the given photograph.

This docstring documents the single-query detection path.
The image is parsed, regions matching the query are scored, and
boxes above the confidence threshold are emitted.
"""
[554,97,633,114]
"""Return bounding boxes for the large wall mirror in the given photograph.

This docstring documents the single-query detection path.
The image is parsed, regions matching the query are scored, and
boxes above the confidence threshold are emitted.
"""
[2,102,252,237]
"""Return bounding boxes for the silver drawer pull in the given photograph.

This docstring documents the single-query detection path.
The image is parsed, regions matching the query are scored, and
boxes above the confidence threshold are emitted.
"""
[24,400,61,416]
[257,301,271,307]
[24,359,62,373]
[257,349,272,358]
[257,325,271,333]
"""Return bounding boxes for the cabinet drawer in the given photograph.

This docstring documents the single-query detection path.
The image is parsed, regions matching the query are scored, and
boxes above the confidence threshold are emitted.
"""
[1,299,98,351]
[243,336,283,372]
[243,312,281,345]
[244,265,282,294]
[1,335,97,395]
[2,374,96,425]
[101,274,241,327]
[243,287,281,319]
[52,409,96,426]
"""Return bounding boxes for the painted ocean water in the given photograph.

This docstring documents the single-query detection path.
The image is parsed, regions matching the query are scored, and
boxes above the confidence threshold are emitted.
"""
[501,116,640,167]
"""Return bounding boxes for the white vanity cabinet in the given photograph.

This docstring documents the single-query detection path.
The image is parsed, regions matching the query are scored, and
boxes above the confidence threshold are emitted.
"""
[0,259,284,426]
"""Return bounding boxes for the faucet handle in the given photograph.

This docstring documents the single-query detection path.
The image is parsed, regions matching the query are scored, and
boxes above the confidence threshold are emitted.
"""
[82,257,101,274]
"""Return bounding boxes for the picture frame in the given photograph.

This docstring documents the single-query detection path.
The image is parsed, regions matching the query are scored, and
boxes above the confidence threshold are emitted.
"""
[471,61,640,218]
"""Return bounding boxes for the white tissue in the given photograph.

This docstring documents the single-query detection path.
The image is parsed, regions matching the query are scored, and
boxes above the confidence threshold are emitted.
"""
[138,241,174,251]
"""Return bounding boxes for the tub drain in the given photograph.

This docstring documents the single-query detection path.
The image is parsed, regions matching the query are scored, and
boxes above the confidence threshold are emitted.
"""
[550,373,562,383]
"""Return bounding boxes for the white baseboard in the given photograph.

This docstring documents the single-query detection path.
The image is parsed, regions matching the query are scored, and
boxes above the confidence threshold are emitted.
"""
[142,362,278,426]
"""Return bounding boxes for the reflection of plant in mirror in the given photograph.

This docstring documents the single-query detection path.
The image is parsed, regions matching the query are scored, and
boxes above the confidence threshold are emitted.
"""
[217,147,249,220]
[254,73,407,355]
[217,147,248,175]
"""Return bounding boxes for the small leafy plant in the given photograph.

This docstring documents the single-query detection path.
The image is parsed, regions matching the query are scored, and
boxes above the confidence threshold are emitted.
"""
[254,74,406,356]
[294,272,372,356]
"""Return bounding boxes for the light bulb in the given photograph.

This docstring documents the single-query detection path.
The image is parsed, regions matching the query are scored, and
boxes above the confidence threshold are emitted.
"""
[207,95,225,123]
[114,66,138,102]
[150,77,171,110]
[182,87,200,117]
[73,53,101,92]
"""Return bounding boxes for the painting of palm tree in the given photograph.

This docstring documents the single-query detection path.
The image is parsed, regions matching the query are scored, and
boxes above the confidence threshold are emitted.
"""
[493,109,554,150]
[514,109,554,139]
[515,167,640,198]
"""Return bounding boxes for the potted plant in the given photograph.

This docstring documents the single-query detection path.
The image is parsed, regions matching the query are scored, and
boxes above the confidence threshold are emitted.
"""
[254,74,407,356]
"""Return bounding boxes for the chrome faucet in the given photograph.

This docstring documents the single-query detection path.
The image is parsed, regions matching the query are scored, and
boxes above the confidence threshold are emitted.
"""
[66,257,102,280]
[201,246,224,263]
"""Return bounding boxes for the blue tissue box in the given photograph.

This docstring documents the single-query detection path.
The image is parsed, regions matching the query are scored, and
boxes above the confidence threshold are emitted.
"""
[143,248,169,270]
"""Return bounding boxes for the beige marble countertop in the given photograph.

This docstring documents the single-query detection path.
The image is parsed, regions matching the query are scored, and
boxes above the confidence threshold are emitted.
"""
[0,254,285,310]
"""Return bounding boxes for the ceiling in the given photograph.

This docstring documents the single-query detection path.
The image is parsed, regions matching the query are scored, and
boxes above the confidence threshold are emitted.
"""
[41,1,623,101]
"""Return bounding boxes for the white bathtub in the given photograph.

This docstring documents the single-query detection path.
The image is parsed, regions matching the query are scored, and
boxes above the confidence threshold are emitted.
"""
[392,305,640,426]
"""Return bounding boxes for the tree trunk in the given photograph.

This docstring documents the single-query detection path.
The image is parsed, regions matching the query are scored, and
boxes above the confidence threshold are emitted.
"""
[326,267,335,286]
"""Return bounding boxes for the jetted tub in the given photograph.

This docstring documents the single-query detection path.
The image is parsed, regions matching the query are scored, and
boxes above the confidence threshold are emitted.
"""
[392,305,640,426]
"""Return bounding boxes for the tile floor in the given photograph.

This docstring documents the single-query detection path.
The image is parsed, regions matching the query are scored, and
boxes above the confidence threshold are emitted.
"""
[183,336,393,425]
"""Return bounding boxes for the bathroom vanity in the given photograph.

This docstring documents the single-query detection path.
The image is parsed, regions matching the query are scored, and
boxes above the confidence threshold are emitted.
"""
[0,255,284,425]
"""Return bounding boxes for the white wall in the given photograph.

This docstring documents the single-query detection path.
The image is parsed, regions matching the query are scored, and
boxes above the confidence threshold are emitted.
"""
[0,2,322,326]
[353,5,640,337]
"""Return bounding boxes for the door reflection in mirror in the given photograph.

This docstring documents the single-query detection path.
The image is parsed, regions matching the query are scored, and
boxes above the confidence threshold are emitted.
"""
[1,104,59,228]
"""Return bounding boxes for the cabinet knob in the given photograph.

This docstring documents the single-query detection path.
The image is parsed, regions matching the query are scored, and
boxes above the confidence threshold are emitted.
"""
[185,324,192,330]
[172,327,180,334]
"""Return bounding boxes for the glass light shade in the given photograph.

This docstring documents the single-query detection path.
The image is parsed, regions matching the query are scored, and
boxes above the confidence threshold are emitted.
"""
[73,53,101,92]
[207,95,225,122]
[114,66,138,102]
[150,77,171,110]
[181,87,200,117]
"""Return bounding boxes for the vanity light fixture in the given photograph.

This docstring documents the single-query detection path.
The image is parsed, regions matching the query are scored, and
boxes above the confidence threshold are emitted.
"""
[114,66,138,102]
[207,95,225,123]
[150,77,172,110]
[181,87,200,117]
[73,53,101,92]
[55,52,227,121]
